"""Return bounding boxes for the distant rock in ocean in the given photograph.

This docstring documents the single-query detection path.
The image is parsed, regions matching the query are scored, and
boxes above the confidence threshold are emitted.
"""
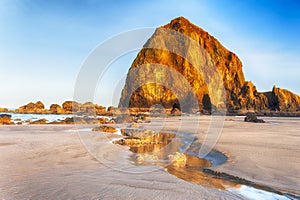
[10,101,110,115]
[0,108,8,112]
[0,114,14,125]
[49,104,65,114]
[119,16,300,113]
[14,101,45,114]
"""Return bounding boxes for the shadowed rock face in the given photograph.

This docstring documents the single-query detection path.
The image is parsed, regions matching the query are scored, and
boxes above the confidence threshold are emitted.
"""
[119,17,300,113]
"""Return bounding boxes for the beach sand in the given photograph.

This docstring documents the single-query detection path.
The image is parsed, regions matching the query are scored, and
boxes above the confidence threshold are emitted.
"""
[0,116,299,199]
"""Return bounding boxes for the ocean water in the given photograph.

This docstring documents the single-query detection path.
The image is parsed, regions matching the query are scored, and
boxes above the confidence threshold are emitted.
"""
[0,112,73,123]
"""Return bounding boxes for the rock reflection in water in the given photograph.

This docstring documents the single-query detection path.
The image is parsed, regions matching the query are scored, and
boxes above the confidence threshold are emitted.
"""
[166,165,240,190]
[113,129,240,190]
[113,129,297,197]
[114,129,213,167]
[128,132,182,166]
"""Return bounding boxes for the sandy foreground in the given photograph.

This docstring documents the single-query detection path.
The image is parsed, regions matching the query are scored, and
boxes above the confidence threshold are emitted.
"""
[0,116,299,199]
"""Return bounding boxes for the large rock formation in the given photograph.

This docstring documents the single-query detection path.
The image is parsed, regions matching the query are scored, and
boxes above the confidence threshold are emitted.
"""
[119,17,300,113]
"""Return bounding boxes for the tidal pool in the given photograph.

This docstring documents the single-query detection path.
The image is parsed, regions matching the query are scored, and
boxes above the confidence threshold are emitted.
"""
[113,128,298,199]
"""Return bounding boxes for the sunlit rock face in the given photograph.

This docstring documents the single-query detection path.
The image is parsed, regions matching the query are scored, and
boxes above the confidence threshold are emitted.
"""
[14,101,45,114]
[119,17,300,113]
[270,86,300,112]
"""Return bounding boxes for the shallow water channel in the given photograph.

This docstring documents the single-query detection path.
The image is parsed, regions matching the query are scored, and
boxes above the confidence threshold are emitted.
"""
[113,128,298,199]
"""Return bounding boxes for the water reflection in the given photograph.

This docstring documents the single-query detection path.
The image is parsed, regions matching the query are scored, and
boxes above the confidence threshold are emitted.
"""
[113,129,298,198]
[113,128,238,189]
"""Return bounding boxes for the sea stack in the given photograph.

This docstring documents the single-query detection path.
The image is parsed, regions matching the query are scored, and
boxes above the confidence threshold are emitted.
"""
[119,17,300,114]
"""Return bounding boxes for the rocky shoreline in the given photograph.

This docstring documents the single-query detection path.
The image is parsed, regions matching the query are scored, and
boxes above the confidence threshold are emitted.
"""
[1,100,300,117]
[0,101,112,115]
[1,98,300,126]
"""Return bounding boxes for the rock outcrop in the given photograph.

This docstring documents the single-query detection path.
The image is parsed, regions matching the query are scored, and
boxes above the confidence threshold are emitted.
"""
[30,119,47,124]
[48,117,112,125]
[0,108,8,112]
[49,104,65,114]
[0,114,14,125]
[119,17,300,114]
[81,102,107,116]
[244,112,265,123]
[92,125,117,133]
[269,86,300,112]
[11,101,110,115]
[14,101,45,114]
[62,101,80,113]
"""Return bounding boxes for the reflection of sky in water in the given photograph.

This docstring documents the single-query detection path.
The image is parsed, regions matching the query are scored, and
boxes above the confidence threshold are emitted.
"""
[2,113,73,122]
[0,113,111,123]
[119,129,295,199]
[228,185,291,200]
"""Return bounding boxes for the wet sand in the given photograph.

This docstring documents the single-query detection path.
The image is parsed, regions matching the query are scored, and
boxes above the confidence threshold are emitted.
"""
[0,116,299,199]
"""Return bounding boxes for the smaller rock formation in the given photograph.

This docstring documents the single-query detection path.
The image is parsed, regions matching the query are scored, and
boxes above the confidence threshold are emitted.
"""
[30,119,47,124]
[114,115,133,124]
[15,101,45,114]
[0,108,8,112]
[49,104,64,114]
[244,112,265,123]
[9,100,111,115]
[133,114,150,123]
[269,86,300,112]
[79,102,107,116]
[92,125,117,133]
[171,103,181,115]
[94,104,107,116]
[107,106,124,115]
[60,101,109,115]
[48,116,113,125]
[0,114,14,125]
[62,101,80,113]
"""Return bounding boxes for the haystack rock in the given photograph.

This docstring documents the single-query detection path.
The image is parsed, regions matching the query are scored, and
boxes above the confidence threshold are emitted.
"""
[119,17,300,113]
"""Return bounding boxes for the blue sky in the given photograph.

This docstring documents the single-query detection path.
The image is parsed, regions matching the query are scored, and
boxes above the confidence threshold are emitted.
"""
[0,0,299,108]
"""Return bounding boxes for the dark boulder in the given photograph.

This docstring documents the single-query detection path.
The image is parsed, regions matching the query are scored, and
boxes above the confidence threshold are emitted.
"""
[244,112,265,123]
